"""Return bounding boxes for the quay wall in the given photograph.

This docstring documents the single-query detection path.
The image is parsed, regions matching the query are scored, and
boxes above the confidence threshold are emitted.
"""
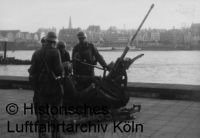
[0,76,199,101]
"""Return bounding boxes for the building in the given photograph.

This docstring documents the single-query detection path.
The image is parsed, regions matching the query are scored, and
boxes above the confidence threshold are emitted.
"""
[36,27,56,41]
[192,35,200,45]
[190,23,200,45]
[106,26,118,34]
[24,32,32,40]
[58,27,81,45]
[0,30,41,46]
[86,32,102,43]
[151,30,160,42]
[87,25,101,33]
[184,32,192,43]
[190,23,200,35]
[58,16,81,45]
[0,30,20,42]
[86,25,101,43]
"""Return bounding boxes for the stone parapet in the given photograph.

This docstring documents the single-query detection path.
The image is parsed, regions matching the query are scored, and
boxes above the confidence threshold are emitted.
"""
[0,76,199,101]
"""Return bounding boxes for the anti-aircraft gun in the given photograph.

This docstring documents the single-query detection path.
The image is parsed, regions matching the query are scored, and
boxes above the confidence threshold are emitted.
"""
[105,4,154,90]
[70,4,154,120]
[95,4,154,111]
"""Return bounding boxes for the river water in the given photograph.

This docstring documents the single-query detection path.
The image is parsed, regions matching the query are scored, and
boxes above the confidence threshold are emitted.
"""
[0,50,200,85]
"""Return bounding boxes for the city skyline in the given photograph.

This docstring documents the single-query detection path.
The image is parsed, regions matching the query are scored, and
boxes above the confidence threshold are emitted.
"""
[1,0,200,32]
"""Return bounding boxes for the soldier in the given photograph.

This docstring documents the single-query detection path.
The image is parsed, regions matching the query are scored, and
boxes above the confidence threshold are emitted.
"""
[41,37,46,47]
[62,62,122,111]
[28,31,64,138]
[56,40,70,63]
[72,31,108,76]
[28,38,46,117]
[62,62,95,108]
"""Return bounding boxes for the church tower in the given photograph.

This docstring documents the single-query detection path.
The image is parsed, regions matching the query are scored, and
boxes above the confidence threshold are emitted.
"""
[68,16,72,29]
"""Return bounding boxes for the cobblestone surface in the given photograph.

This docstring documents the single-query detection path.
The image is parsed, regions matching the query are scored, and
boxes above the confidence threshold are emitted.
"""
[0,89,200,138]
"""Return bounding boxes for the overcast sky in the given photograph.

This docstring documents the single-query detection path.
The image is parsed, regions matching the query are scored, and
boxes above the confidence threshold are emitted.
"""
[0,0,200,33]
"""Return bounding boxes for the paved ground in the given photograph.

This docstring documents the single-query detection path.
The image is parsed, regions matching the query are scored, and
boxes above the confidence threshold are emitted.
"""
[0,89,200,138]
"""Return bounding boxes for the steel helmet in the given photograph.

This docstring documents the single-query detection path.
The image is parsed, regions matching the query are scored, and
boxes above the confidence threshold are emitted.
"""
[41,37,46,44]
[57,40,66,50]
[46,31,57,42]
[77,31,87,39]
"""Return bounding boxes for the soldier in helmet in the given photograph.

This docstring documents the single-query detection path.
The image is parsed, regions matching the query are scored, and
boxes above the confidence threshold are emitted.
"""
[28,31,64,138]
[72,31,108,77]
[56,40,70,63]
[41,37,46,47]
[29,36,46,117]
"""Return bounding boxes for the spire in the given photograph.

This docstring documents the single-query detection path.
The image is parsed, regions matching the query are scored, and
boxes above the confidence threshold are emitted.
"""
[68,16,72,29]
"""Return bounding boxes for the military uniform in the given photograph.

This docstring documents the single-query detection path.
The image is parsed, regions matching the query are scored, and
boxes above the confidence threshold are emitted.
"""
[72,42,107,76]
[28,32,64,138]
[41,37,46,47]
[56,40,70,63]
[59,49,70,63]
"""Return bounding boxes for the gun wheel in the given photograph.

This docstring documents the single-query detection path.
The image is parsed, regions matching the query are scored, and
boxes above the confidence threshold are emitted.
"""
[115,71,127,91]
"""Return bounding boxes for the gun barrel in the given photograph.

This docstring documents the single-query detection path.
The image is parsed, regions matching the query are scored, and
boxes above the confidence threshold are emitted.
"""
[107,4,154,79]
[129,4,154,46]
[119,4,154,61]
[120,46,130,60]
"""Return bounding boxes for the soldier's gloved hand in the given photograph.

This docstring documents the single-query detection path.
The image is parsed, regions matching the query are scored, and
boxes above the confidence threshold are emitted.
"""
[73,57,82,63]
[86,83,95,92]
[105,65,111,72]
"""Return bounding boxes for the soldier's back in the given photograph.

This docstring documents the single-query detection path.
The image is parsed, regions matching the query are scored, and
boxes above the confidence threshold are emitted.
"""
[42,44,63,76]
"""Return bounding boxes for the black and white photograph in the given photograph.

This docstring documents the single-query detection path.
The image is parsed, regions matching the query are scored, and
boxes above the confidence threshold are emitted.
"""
[0,0,200,138]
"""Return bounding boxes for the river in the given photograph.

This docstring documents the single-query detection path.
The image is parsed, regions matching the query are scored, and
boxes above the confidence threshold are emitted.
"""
[0,50,200,85]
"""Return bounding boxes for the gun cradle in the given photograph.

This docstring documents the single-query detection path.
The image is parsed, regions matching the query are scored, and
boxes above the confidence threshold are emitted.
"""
[106,54,144,91]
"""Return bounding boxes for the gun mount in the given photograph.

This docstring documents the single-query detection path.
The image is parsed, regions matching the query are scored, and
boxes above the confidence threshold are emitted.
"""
[105,54,144,91]
[71,4,154,108]
[62,4,154,123]
[103,4,154,91]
